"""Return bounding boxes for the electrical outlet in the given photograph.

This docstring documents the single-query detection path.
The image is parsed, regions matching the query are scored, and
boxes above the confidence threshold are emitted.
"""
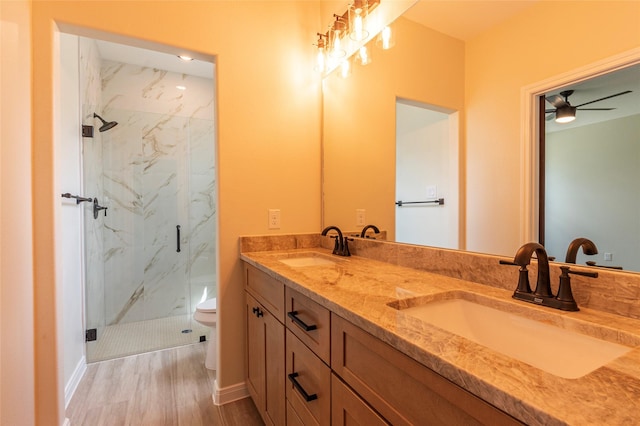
[356,209,366,226]
[268,209,280,229]
[604,252,613,261]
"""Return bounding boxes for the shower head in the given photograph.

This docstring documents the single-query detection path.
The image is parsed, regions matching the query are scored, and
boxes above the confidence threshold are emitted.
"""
[93,113,118,132]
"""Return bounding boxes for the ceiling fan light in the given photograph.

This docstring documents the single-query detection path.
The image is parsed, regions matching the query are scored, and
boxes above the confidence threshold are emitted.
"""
[555,105,576,123]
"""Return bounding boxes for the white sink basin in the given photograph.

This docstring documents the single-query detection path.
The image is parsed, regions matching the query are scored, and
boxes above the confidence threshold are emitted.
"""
[278,254,336,267]
[390,292,634,379]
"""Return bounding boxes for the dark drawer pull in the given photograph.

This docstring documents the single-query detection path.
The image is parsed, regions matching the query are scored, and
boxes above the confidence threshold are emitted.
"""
[288,372,318,402]
[287,311,317,331]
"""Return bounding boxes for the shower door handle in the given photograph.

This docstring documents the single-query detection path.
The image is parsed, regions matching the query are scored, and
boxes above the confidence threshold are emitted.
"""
[176,225,181,253]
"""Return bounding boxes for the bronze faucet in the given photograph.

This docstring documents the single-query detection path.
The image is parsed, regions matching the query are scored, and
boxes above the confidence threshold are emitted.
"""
[565,237,598,263]
[501,242,597,311]
[566,237,623,269]
[359,224,380,238]
[321,226,350,256]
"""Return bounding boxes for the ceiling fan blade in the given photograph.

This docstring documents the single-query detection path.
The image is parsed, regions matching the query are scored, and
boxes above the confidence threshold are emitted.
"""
[546,94,568,108]
[545,109,556,113]
[574,90,632,108]
[576,108,615,111]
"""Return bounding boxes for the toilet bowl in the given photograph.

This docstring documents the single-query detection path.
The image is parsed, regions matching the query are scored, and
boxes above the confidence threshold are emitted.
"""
[194,298,217,370]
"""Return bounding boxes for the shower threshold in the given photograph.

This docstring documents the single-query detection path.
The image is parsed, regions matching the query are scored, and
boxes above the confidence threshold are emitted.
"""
[86,314,209,363]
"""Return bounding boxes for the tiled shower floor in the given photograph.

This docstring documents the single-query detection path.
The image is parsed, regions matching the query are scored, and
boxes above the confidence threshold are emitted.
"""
[86,314,210,363]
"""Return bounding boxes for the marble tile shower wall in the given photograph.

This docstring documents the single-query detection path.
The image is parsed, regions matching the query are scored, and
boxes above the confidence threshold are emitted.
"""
[82,48,215,328]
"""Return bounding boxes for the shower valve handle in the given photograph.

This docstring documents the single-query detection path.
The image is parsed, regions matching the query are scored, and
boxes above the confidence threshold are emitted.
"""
[93,198,108,219]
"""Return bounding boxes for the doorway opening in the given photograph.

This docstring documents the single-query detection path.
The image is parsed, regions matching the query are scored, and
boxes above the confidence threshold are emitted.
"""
[59,33,217,363]
[395,99,459,248]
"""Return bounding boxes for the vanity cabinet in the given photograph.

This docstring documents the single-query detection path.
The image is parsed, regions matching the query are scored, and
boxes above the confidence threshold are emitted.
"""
[245,265,285,426]
[331,314,523,426]
[285,287,332,426]
[244,261,522,425]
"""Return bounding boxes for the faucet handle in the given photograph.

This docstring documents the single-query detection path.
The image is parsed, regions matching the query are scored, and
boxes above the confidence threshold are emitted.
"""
[342,237,353,257]
[556,266,598,310]
[330,235,340,255]
[500,260,532,294]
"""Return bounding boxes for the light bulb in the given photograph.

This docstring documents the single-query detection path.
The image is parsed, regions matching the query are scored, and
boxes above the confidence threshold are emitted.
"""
[315,47,326,73]
[340,60,351,79]
[356,46,372,66]
[329,16,347,58]
[377,25,395,50]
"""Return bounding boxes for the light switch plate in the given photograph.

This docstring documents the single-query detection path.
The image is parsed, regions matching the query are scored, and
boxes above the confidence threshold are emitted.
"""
[426,185,437,199]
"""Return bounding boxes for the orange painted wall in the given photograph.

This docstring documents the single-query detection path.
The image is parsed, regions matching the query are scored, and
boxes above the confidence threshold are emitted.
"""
[30,1,321,422]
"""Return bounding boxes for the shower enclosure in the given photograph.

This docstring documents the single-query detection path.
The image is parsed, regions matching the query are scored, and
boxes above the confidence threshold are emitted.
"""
[80,38,216,362]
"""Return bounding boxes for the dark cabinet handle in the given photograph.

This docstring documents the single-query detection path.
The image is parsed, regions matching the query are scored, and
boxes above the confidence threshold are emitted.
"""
[252,307,263,317]
[287,311,317,331]
[288,372,317,402]
[176,225,181,253]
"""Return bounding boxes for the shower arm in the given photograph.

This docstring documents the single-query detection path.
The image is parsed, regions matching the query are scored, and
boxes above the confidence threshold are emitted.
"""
[61,193,93,204]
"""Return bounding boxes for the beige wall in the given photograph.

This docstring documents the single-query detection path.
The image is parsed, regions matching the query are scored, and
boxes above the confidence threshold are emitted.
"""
[30,1,321,422]
[323,17,464,238]
[0,0,36,424]
[465,1,640,255]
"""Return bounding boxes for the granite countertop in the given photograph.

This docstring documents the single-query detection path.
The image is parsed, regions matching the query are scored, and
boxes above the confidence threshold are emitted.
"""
[240,248,640,426]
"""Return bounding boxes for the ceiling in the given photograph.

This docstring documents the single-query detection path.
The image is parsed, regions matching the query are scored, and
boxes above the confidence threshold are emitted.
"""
[94,39,213,79]
[404,0,539,41]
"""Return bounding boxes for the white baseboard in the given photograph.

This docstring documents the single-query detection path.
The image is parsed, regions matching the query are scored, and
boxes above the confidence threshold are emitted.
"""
[212,379,249,406]
[65,356,87,409]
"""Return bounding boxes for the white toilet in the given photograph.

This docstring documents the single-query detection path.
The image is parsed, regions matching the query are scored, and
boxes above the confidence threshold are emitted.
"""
[194,297,217,370]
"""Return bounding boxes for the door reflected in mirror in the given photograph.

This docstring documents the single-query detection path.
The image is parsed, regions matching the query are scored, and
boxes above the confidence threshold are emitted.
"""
[542,64,640,272]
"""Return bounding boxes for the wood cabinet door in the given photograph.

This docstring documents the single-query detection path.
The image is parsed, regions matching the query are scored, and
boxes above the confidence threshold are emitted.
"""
[246,292,265,412]
[246,292,285,426]
[331,314,523,426]
[331,374,388,426]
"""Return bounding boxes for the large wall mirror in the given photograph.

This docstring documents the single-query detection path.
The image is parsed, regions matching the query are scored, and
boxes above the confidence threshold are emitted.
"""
[322,0,640,273]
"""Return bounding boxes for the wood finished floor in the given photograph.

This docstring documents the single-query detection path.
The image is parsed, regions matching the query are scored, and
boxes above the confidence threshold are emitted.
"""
[66,342,263,426]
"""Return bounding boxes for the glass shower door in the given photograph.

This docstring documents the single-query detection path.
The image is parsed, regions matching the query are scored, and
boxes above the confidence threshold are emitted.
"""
[84,108,200,362]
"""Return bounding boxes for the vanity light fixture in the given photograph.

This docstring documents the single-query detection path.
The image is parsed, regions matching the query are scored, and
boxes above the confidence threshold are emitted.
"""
[349,0,370,41]
[315,0,392,76]
[555,105,576,123]
[177,55,194,62]
[314,33,328,73]
[329,15,348,58]
[176,85,187,91]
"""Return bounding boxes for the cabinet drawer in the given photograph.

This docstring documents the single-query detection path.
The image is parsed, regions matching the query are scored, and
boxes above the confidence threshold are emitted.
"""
[331,314,523,426]
[331,374,388,426]
[286,329,331,426]
[245,263,285,322]
[285,287,331,364]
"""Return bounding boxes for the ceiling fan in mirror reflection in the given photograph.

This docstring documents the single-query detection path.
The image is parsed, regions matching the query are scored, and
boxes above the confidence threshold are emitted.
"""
[545,89,632,123]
